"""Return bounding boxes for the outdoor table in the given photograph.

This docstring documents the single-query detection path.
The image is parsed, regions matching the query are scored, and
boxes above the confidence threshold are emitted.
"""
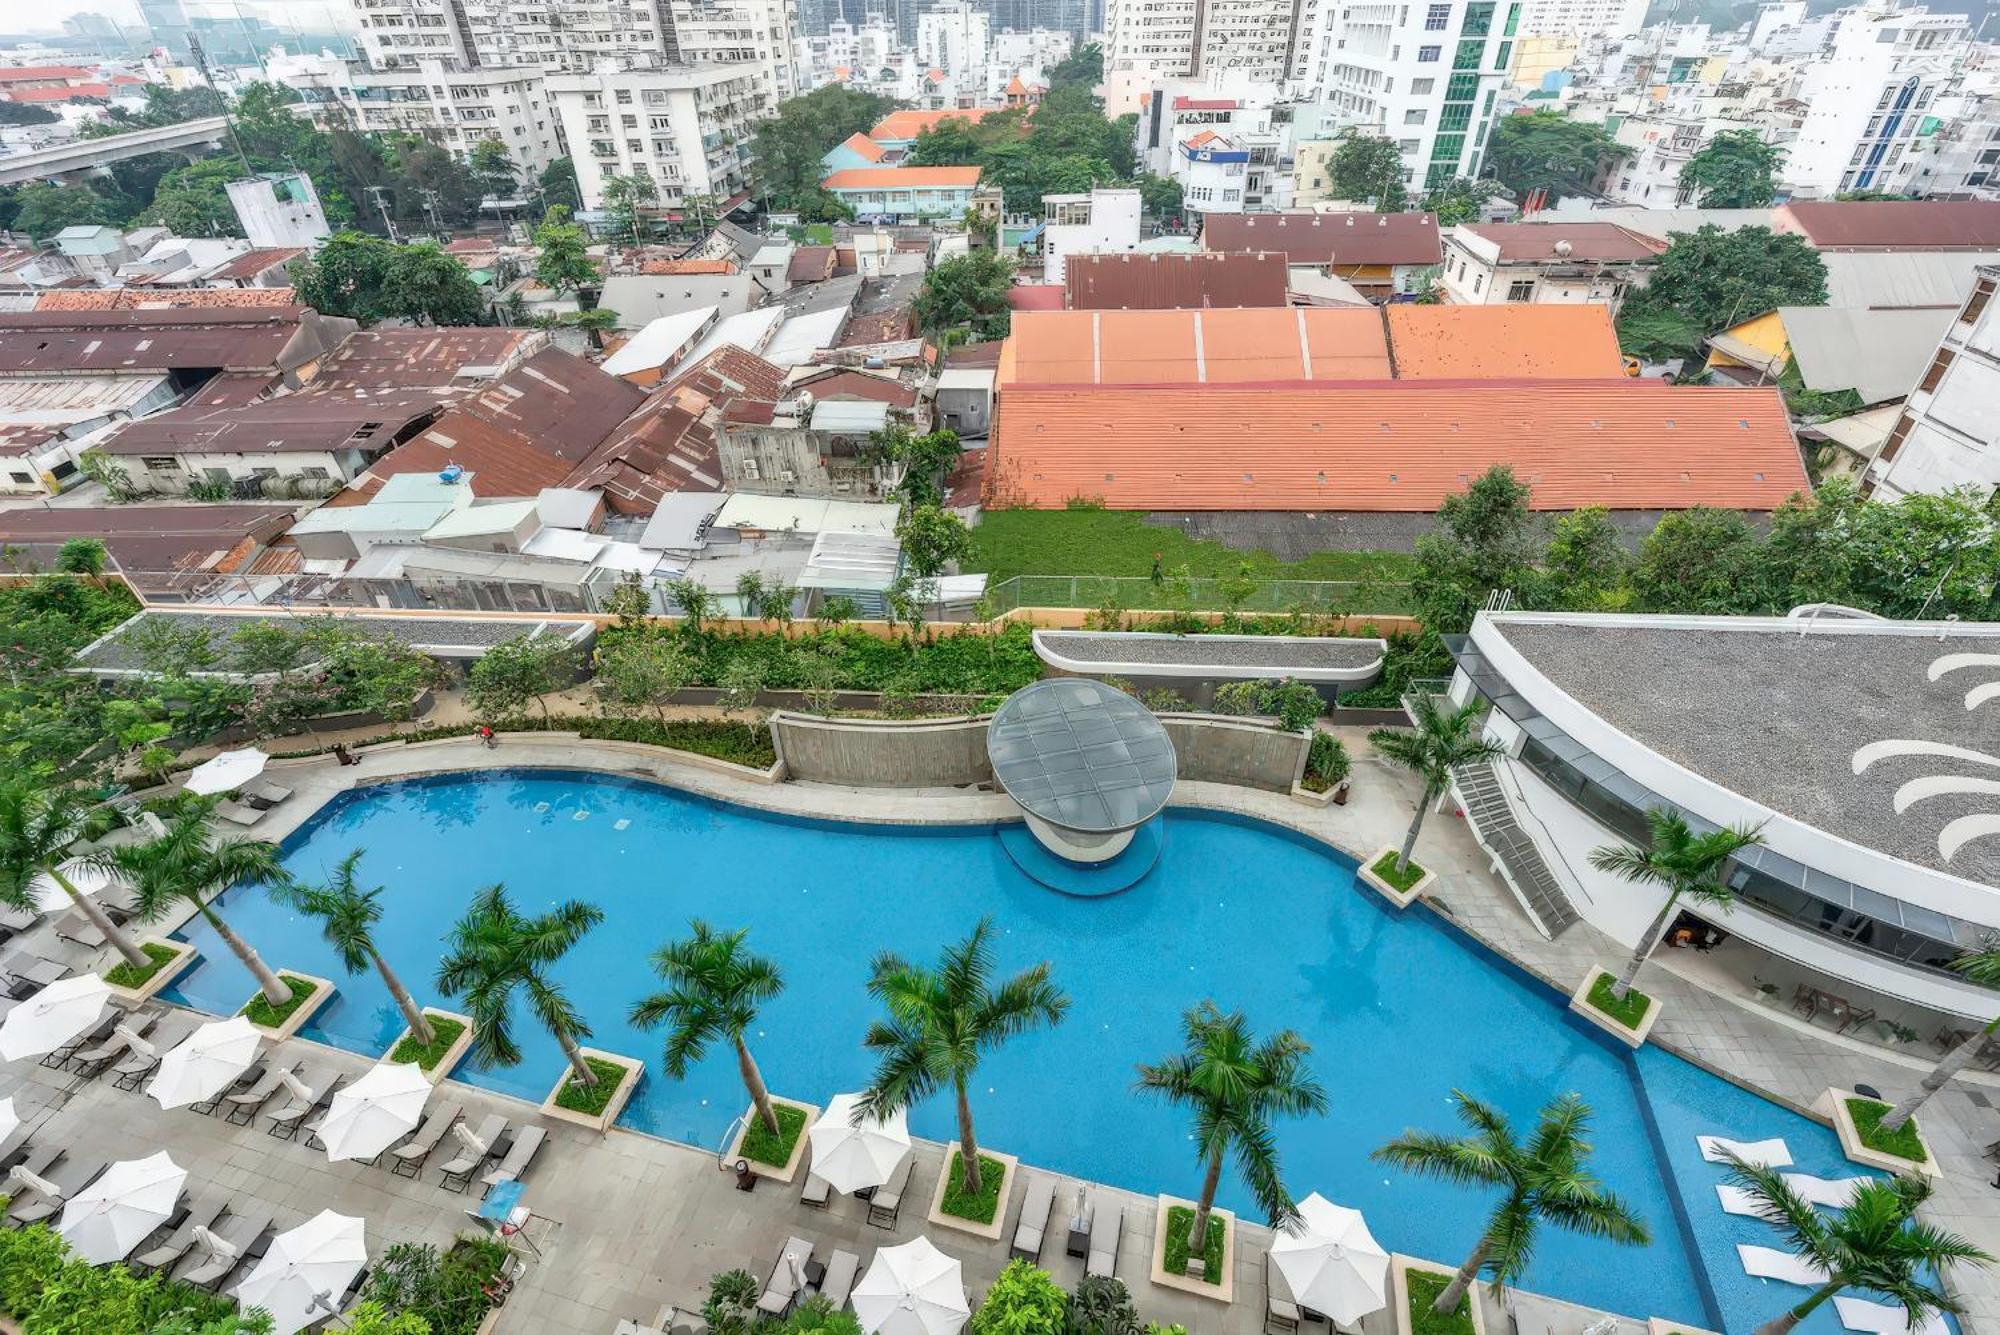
[806,1259,827,1290]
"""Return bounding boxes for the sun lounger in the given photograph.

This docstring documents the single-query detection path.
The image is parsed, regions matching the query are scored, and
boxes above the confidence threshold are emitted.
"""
[1738,1244,1831,1285]
[242,779,294,809]
[389,1101,463,1178]
[865,1155,914,1229]
[133,1192,227,1273]
[437,1113,507,1191]
[71,1015,161,1077]
[223,1057,300,1125]
[0,1124,31,1173]
[1087,1197,1122,1279]
[801,1173,832,1209]
[819,1249,860,1311]
[214,800,265,828]
[51,909,106,950]
[266,1067,339,1140]
[112,1013,199,1090]
[179,1206,275,1289]
[1265,1253,1301,1335]
[1011,1173,1056,1261]
[1833,1296,1951,1335]
[2,1145,64,1218]
[191,1056,274,1116]
[1716,1185,1763,1217]
[9,1154,107,1225]
[43,1011,120,1068]
[482,1124,547,1189]
[1699,1136,1793,1169]
[757,1236,814,1317]
[6,955,67,999]
[1781,1173,1868,1208]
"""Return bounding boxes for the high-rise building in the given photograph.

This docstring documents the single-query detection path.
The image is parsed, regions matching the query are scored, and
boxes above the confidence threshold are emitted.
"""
[917,1,990,83]
[1785,1,1970,197]
[1514,0,1646,40]
[546,62,767,210]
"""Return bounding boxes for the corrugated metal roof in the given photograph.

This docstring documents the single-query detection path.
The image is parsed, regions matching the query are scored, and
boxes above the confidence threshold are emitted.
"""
[1779,200,2000,250]
[1065,252,1289,310]
[1461,223,1666,263]
[1386,306,1627,379]
[822,166,983,189]
[712,494,899,535]
[1818,251,1998,309]
[603,308,719,376]
[1001,309,1392,385]
[1777,306,1957,405]
[810,399,891,431]
[798,530,901,590]
[1201,212,1440,267]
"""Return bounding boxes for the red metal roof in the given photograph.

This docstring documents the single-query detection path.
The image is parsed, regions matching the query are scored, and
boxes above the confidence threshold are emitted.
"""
[1172,97,1239,110]
[1065,252,1289,310]
[207,248,306,282]
[310,328,536,391]
[96,387,447,456]
[822,166,982,190]
[1461,223,1666,263]
[1201,212,1441,267]
[989,383,1807,512]
[34,286,297,311]
[1007,285,1065,312]
[0,65,94,82]
[1775,200,2000,251]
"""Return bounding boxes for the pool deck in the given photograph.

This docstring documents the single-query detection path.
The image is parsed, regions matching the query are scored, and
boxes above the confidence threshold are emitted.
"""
[9,731,2000,1334]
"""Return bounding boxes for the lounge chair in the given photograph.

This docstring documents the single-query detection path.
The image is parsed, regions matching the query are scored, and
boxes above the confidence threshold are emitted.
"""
[191,1056,275,1116]
[388,1101,463,1178]
[865,1155,913,1229]
[801,1173,832,1210]
[1087,1197,1122,1279]
[818,1249,860,1311]
[265,1066,339,1140]
[1738,1244,1831,1285]
[178,1206,276,1289]
[2,1144,64,1214]
[757,1236,814,1317]
[51,909,106,950]
[223,1057,301,1125]
[9,1154,107,1225]
[1698,1136,1792,1168]
[482,1124,547,1189]
[5,954,67,1000]
[43,1011,120,1069]
[1833,1296,1950,1335]
[437,1113,507,1191]
[242,778,294,809]
[214,800,265,828]
[71,1015,161,1078]
[1781,1173,1867,1208]
[112,1014,199,1091]
[1265,1253,1300,1335]
[1011,1173,1055,1262]
[0,1124,31,1174]
[133,1192,228,1273]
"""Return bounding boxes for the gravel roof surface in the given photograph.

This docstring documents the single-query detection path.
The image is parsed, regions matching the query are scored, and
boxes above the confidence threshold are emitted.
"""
[1498,620,2000,885]
[1038,633,1384,669]
[79,609,592,672]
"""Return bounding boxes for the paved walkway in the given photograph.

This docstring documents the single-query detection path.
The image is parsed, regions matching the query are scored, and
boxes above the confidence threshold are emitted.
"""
[8,730,1999,1333]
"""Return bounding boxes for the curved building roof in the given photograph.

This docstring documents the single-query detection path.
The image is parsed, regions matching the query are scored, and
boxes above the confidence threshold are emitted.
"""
[987,678,1176,834]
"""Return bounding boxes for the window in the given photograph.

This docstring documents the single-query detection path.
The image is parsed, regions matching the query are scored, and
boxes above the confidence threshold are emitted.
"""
[1446,73,1478,98]
[615,88,633,103]
[1503,0,1520,32]
[1453,38,1483,68]
[9,471,33,486]
[1424,2,1450,28]
[1507,279,1534,300]
[1463,0,1493,33]
[1962,279,1994,325]
[1405,108,1427,124]
[1439,103,1471,130]
[1495,40,1511,65]
[1918,347,1954,391]
[1418,43,1441,59]
[140,456,179,471]
[1411,77,1434,93]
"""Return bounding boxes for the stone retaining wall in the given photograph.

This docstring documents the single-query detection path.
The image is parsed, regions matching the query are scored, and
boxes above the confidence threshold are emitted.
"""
[1159,713,1309,793]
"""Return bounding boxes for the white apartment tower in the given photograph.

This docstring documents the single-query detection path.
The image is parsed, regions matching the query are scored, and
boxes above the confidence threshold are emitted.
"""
[1103,0,1305,109]
[1785,0,1971,197]
[1514,0,1646,40]
[916,1,991,83]
[546,63,766,211]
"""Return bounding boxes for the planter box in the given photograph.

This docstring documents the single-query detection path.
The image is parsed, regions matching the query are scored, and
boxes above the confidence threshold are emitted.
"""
[1290,779,1343,807]
[926,1147,1018,1241]
[540,1048,645,1133]
[1820,1088,1940,1178]
[1359,846,1435,909]
[1391,1255,1486,1335]
[1567,967,1661,1048]
[724,1095,819,1184]
[1648,1319,1722,1335]
[102,936,198,1005]
[380,1008,476,1084]
[1147,1194,1235,1303]
[240,972,334,1040]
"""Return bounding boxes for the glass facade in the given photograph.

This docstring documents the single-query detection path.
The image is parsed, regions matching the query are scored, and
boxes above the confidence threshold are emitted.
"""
[1452,638,1991,979]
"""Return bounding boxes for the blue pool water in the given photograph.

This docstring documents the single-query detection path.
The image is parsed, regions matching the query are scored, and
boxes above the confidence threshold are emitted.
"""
[166,770,1879,1330]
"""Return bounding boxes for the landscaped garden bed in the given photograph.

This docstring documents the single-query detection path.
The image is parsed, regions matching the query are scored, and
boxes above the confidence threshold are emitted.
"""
[1567,967,1662,1048]
[385,1009,476,1081]
[1822,1088,1939,1176]
[1405,1270,1477,1335]
[540,1048,645,1132]
[239,971,334,1038]
[1360,848,1436,908]
[1146,1196,1235,1301]
[365,1234,513,1335]
[926,1148,1017,1240]
[724,1097,817,1183]
[101,937,197,1002]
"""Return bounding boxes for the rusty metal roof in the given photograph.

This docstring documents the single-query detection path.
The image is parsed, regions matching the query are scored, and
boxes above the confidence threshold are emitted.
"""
[1065,251,1289,310]
[1201,212,1441,267]
[96,387,447,455]
[309,327,538,391]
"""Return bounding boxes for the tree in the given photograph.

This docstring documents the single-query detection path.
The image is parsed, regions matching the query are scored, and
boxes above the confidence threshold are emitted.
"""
[1421,176,1498,226]
[1134,1001,1327,1260]
[278,848,434,1045]
[1632,507,1768,613]
[1541,508,1629,611]
[602,172,659,244]
[1368,696,1505,875]
[859,917,1069,1196]
[1875,944,2000,1133]
[1046,42,1103,89]
[0,779,150,969]
[1376,1092,1649,1313]
[468,137,518,201]
[538,157,583,216]
[1722,1157,1988,1335]
[1134,172,1182,219]
[115,803,292,1005]
[1678,129,1782,208]
[387,138,484,230]
[54,539,107,579]
[435,882,605,1086]
[1486,111,1626,204]
[533,205,599,296]
[915,250,1015,339]
[1586,809,1765,1000]
[1622,225,1827,342]
[141,158,247,237]
[751,85,902,213]
[564,307,621,350]
[666,577,717,637]
[897,504,971,579]
[1326,134,1408,211]
[1411,465,1541,634]
[870,425,964,505]
[380,242,485,326]
[630,920,787,1134]
[289,230,397,322]
[12,182,124,241]
[1614,305,1704,364]
[466,634,577,720]
[972,1261,1069,1335]
[594,632,693,724]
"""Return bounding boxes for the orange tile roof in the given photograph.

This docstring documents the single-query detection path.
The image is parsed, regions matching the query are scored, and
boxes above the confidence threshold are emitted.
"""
[1000,309,1392,385]
[822,165,983,190]
[637,258,737,275]
[34,287,298,311]
[838,132,886,163]
[989,383,1807,512]
[869,107,1002,141]
[1386,306,1627,379]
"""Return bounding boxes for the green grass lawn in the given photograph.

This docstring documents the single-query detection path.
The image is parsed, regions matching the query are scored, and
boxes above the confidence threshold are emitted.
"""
[104,941,180,990]
[740,1103,809,1168]
[240,974,316,1028]
[1847,1097,1927,1164]
[1585,971,1654,1031]
[1370,852,1428,894]
[1406,1271,1476,1335]
[938,1151,1007,1224]
[389,1014,468,1070]
[1162,1205,1227,1285]
[555,1056,633,1117]
[966,509,1417,584]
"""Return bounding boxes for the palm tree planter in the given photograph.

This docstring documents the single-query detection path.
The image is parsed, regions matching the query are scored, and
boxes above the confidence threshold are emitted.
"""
[100,935,199,1005]
[723,1095,820,1184]
[383,1007,478,1084]
[1365,698,1505,906]
[539,1047,647,1133]
[1147,1194,1238,1302]
[1388,1255,1486,1335]
[1359,846,1439,908]
[239,971,337,1040]
[925,1146,1020,1241]
[1568,966,1664,1048]
[1820,1088,1940,1178]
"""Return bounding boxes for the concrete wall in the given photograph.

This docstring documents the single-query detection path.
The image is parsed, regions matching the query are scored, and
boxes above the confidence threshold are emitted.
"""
[769,709,1306,793]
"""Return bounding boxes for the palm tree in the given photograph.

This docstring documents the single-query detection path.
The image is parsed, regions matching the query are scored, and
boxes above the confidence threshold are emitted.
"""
[278,848,433,1046]
[630,920,785,1135]
[1878,941,2000,1133]
[435,883,604,1087]
[1374,1091,1649,1314]
[858,917,1069,1197]
[1723,1154,1990,1335]
[0,779,151,969]
[1134,1001,1328,1260]
[115,804,292,1005]
[1367,697,1505,875]
[1587,809,1765,1001]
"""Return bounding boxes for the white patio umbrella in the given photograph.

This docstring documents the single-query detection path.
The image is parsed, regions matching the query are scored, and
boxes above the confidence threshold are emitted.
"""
[808,1092,912,1195]
[147,1015,264,1110]
[0,1097,18,1145]
[232,1209,368,1335]
[1268,1193,1390,1327]
[184,747,269,797]
[315,1061,430,1163]
[57,1150,186,1265]
[0,974,111,1062]
[26,858,118,914]
[853,1236,970,1335]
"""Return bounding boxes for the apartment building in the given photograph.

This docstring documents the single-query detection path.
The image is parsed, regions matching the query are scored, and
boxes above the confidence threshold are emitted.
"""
[1514,0,1645,39]
[1786,0,1971,197]
[916,1,990,85]
[547,63,767,211]
[1102,0,1303,113]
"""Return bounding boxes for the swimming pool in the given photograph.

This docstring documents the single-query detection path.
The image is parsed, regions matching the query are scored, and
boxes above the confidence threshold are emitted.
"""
[166,770,1875,1331]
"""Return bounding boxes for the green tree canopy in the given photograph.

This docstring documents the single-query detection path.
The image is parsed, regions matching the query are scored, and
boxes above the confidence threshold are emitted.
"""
[1621,224,1827,343]
[752,84,903,213]
[468,137,518,200]
[12,181,126,240]
[141,157,247,237]
[1486,110,1626,203]
[1046,42,1103,89]
[539,156,583,216]
[1678,129,1783,207]
[532,206,599,296]
[1421,176,1499,226]
[1326,134,1409,210]
[602,171,659,243]
[291,231,484,325]
[914,249,1015,338]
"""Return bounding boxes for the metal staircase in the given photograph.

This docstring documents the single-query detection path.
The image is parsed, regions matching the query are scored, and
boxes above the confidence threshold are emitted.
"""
[1452,759,1580,940]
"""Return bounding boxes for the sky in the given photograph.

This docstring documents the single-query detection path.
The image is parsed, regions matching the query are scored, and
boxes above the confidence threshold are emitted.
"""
[15,0,352,35]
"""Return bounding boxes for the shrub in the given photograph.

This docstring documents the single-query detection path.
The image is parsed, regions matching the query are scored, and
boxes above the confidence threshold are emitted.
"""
[703,1269,762,1335]
[970,1260,1068,1335]
[364,1235,510,1335]
[1065,1276,1141,1335]
[0,1221,241,1333]
[1304,733,1350,791]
